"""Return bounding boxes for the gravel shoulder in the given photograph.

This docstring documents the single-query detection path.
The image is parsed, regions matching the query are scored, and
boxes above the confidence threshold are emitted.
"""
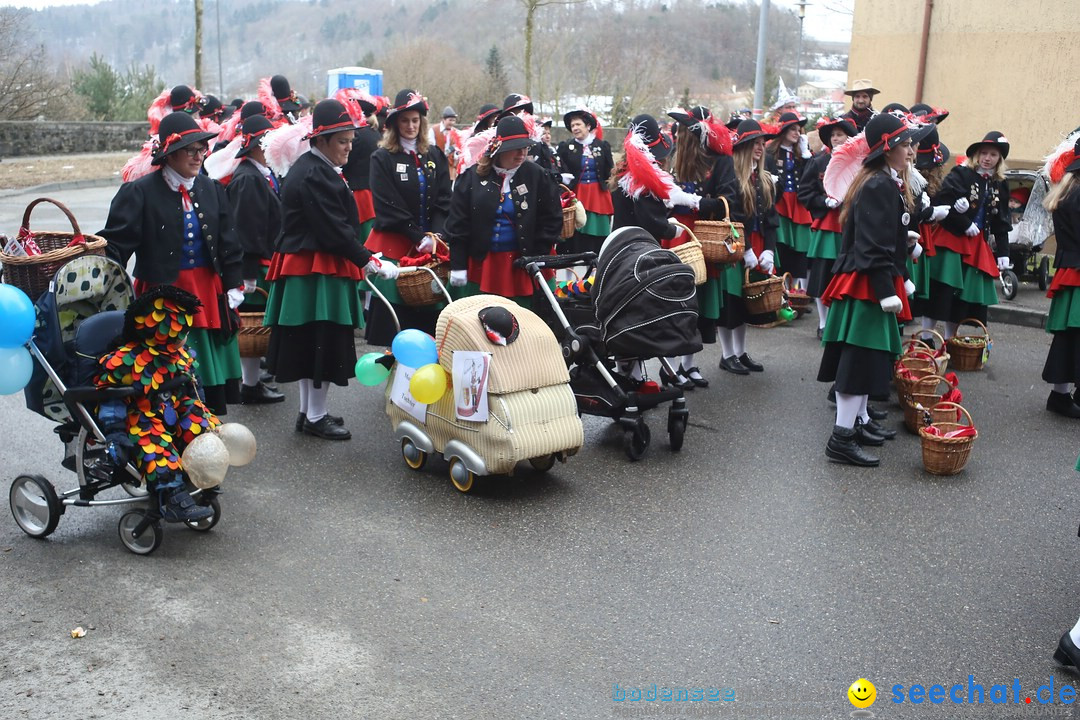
[0,153,127,190]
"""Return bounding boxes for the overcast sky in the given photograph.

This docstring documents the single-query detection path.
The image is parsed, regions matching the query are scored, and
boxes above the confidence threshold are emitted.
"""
[0,0,855,42]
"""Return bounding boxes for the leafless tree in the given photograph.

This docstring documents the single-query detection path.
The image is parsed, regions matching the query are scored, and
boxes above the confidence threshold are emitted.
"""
[514,0,585,97]
[194,0,204,90]
[0,9,70,120]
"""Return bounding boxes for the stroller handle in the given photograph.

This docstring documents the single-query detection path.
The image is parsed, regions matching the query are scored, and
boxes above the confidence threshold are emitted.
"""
[515,252,597,272]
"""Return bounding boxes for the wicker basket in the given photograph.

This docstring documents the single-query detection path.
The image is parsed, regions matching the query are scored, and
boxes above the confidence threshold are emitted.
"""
[907,328,950,374]
[901,373,958,433]
[783,276,812,316]
[238,288,271,358]
[946,318,990,371]
[743,268,785,315]
[694,197,744,265]
[0,198,107,301]
[559,184,577,239]
[396,234,450,306]
[894,350,938,403]
[919,401,977,476]
[668,221,707,285]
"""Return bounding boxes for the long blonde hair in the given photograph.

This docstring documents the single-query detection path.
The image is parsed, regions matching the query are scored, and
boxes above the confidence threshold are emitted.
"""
[964,152,1007,181]
[1045,172,1079,212]
[839,155,915,226]
[733,141,774,218]
[380,114,430,154]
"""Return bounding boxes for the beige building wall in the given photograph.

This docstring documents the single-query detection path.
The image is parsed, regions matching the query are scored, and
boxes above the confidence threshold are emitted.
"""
[848,0,1080,167]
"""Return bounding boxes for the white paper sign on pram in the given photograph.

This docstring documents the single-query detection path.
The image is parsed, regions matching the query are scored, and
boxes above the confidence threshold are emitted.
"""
[389,364,428,424]
[453,351,491,423]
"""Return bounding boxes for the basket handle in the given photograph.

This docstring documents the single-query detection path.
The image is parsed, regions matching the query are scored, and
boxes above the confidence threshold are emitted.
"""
[911,327,946,348]
[916,373,955,393]
[718,196,740,238]
[20,197,85,244]
[956,317,990,341]
[668,220,700,245]
[903,338,933,355]
[931,400,973,427]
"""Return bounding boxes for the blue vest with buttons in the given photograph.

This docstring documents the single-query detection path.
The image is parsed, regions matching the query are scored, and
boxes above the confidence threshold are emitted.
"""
[181,205,210,269]
[973,179,990,232]
[489,192,517,253]
[416,156,430,232]
[780,148,798,193]
[580,149,599,184]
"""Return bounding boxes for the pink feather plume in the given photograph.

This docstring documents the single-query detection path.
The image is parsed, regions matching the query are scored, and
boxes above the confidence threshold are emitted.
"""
[146,90,171,135]
[333,88,370,126]
[217,111,244,144]
[263,115,312,177]
[204,136,243,182]
[257,77,284,121]
[459,126,496,171]
[121,140,157,183]
[823,132,869,202]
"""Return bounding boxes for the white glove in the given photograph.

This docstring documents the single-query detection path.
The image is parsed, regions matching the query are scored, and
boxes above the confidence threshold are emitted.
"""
[416,235,436,254]
[911,242,923,260]
[797,134,811,159]
[227,288,245,310]
[879,295,903,314]
[954,197,970,213]
[742,247,758,269]
[670,224,684,240]
[242,279,257,293]
[964,223,980,237]
[921,192,931,210]
[930,205,950,222]
[364,255,400,280]
[449,269,468,287]
[560,173,574,185]
[997,256,1012,270]
[825,197,840,209]
[907,231,920,245]
[759,249,775,274]
[904,279,917,297]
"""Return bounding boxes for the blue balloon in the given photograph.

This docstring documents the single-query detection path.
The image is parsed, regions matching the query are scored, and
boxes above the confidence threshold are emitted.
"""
[0,346,33,395]
[391,329,439,369]
[0,284,34,348]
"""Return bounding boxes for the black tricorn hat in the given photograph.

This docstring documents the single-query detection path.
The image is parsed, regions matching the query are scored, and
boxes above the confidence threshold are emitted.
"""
[240,101,267,121]
[881,102,910,117]
[236,115,274,158]
[910,103,949,124]
[478,306,520,346]
[474,103,501,132]
[630,113,671,160]
[152,111,217,166]
[776,111,807,135]
[563,107,598,132]
[271,74,300,114]
[966,130,1010,161]
[303,99,356,141]
[864,112,920,163]
[816,117,857,147]
[202,94,223,119]
[915,125,950,170]
[725,112,743,131]
[500,92,533,118]
[490,116,533,155]
[733,119,777,148]
[230,98,244,109]
[385,89,429,124]
[169,85,203,114]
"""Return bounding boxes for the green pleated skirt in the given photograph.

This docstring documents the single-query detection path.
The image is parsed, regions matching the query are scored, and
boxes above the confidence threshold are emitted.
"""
[821,297,902,355]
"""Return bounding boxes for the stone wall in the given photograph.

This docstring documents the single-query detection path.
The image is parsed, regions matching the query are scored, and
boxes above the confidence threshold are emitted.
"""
[0,122,149,159]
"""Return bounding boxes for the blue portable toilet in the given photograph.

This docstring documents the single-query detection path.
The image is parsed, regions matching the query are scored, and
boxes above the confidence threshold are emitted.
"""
[326,67,383,98]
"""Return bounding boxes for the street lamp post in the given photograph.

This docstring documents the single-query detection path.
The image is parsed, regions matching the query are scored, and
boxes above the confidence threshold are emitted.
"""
[795,1,808,90]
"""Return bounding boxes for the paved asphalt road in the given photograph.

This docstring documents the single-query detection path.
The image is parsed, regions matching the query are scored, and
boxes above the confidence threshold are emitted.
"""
[1,185,1078,719]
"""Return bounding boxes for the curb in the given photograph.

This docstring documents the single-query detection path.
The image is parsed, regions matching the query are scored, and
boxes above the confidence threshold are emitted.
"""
[988,303,1047,329]
[0,176,121,199]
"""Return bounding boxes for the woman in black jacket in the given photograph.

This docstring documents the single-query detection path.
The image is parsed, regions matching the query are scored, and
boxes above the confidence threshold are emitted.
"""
[556,107,614,254]
[364,89,452,346]
[100,111,243,414]
[444,115,562,306]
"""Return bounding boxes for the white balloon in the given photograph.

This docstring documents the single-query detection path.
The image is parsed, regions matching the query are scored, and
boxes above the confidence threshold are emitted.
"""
[182,432,230,489]
[216,422,257,467]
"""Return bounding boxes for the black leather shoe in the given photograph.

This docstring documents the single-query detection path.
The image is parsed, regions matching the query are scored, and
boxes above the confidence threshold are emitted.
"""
[864,418,897,440]
[826,425,879,466]
[720,355,750,375]
[303,415,351,440]
[816,327,823,341]
[259,371,276,385]
[295,412,344,432]
[738,353,764,372]
[1055,633,1080,668]
[660,365,694,390]
[1047,390,1080,418]
[827,384,836,404]
[867,404,888,421]
[240,381,285,404]
[680,366,709,388]
[854,418,885,446]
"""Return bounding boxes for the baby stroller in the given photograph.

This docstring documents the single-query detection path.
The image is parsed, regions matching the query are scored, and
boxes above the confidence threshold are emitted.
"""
[370,268,584,493]
[9,255,222,554]
[519,226,698,460]
[1000,168,1054,299]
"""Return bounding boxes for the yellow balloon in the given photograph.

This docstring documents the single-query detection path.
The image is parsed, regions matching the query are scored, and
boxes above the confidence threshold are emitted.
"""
[409,363,448,404]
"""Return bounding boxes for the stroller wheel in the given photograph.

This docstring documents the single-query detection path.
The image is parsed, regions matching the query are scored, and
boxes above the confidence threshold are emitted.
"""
[9,474,62,539]
[624,423,651,461]
[184,497,221,532]
[448,457,476,493]
[999,269,1018,301]
[401,437,428,471]
[1038,256,1050,291]
[668,417,687,452]
[528,454,557,473]
[118,510,163,555]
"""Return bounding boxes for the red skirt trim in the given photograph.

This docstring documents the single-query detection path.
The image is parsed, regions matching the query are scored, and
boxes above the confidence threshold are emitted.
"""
[749,230,765,257]
[467,251,537,297]
[365,229,415,261]
[1048,267,1080,298]
[919,224,936,257]
[811,208,842,233]
[776,191,813,225]
[929,226,999,277]
[353,189,375,224]
[663,210,696,249]
[134,268,224,330]
[821,271,913,322]
[576,181,614,215]
[266,250,362,281]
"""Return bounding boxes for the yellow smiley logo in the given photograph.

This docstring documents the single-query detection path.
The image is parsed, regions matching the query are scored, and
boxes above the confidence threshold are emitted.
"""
[848,678,876,709]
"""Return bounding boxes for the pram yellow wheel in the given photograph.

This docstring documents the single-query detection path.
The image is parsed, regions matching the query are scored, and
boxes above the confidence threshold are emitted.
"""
[448,457,475,493]
[401,437,428,471]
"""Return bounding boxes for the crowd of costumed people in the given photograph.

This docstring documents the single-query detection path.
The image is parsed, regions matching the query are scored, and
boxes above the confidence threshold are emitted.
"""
[73,72,1077,466]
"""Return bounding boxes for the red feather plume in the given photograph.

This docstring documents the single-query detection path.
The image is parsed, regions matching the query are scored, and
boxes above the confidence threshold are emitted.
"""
[257,77,283,121]
[618,124,672,201]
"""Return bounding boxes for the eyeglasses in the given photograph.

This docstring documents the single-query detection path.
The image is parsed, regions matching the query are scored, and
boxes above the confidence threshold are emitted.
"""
[179,145,209,158]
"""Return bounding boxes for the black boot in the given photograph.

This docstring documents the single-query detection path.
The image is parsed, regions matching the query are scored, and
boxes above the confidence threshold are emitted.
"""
[241,381,285,404]
[853,418,885,446]
[826,425,880,466]
[867,404,888,421]
[863,417,897,440]
[1047,390,1080,418]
